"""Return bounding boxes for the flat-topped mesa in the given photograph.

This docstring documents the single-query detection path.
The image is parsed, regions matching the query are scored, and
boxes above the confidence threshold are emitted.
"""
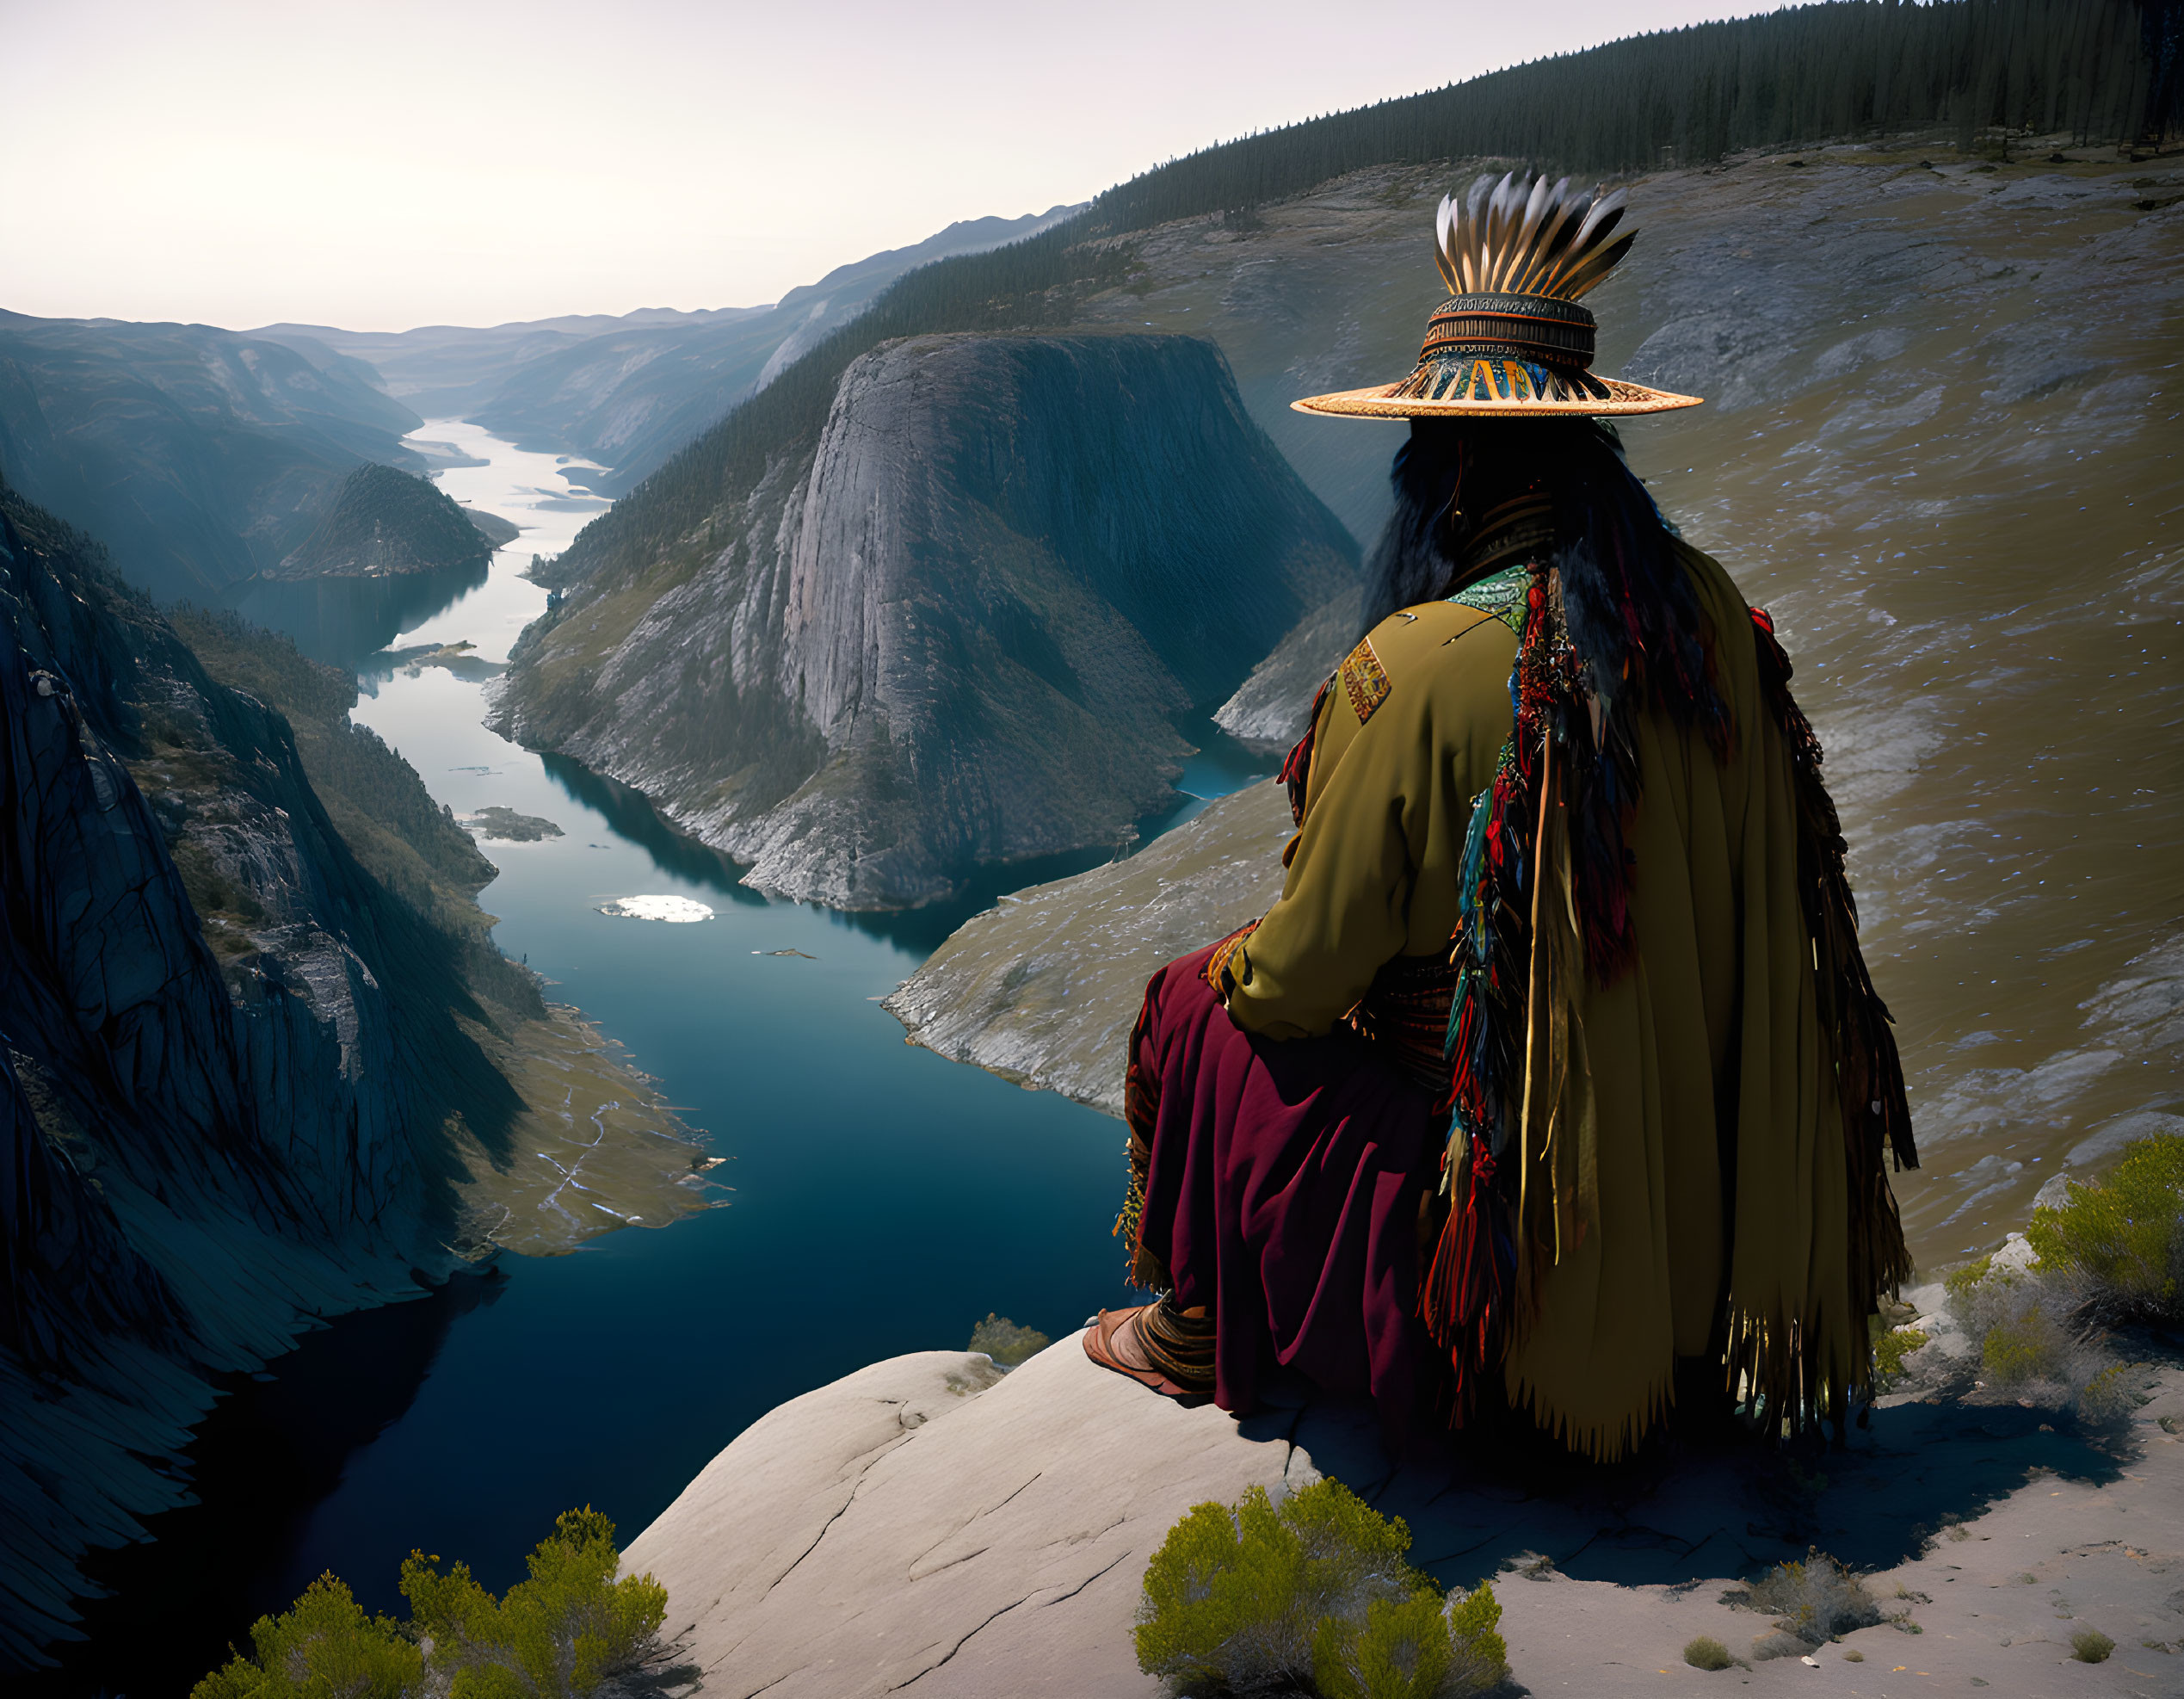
[273,461,498,579]
[496,331,1359,911]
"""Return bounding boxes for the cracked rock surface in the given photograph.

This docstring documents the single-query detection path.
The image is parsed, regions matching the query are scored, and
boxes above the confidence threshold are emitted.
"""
[632,1338,2184,1696]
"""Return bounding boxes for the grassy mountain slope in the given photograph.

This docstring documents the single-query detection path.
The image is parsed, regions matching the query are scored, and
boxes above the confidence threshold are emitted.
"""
[534,0,2171,611]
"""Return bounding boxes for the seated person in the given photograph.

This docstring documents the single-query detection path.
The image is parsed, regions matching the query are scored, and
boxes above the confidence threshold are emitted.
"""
[1085,174,1918,1459]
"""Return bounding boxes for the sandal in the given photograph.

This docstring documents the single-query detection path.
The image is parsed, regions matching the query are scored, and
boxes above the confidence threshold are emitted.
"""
[1083,1306,1194,1398]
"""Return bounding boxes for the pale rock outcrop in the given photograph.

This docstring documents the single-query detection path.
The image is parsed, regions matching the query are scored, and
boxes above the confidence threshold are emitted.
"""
[625,1344,1312,1698]
[632,1336,2184,1696]
[1212,587,1360,752]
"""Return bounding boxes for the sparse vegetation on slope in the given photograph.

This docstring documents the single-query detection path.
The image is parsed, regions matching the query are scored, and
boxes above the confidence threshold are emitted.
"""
[165,601,717,1257]
[170,604,534,1017]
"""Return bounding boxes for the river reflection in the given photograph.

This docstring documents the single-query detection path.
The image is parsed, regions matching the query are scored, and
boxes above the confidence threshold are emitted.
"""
[27,1273,505,1697]
[231,555,490,667]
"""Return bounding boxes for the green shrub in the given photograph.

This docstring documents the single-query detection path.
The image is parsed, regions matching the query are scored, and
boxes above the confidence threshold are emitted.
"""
[1682,1634,1734,1671]
[404,1507,667,1697]
[2026,1134,2184,1323]
[1980,1310,2066,1383]
[2070,1627,2115,1664]
[192,1509,667,1699]
[1871,1326,1928,1384]
[968,1313,1051,1368]
[1135,1479,1507,1696]
[1943,1256,1993,1301]
[2076,1362,2140,1424]
[189,1574,423,1699]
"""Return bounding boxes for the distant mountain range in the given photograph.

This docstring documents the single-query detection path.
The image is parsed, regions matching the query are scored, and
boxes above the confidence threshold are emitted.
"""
[254,206,1081,493]
[0,207,1079,616]
[0,310,426,602]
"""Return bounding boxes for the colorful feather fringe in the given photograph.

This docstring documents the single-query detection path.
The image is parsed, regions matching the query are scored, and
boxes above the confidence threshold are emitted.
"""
[1422,564,1918,1440]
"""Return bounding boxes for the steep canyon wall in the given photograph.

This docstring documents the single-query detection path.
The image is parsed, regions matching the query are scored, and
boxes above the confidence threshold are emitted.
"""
[496,332,1357,908]
[0,488,523,1664]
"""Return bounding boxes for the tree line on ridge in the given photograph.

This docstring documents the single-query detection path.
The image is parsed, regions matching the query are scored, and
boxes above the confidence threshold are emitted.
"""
[555,0,2177,599]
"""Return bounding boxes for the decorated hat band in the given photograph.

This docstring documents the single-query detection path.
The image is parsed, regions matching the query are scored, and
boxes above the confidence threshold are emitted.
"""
[1293,171,1704,420]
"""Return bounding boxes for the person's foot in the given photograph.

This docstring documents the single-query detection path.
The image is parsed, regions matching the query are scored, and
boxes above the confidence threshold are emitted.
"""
[1083,1306,1190,1396]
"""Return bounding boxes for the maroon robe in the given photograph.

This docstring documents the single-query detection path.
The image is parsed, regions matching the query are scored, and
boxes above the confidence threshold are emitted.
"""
[1125,942,1440,1431]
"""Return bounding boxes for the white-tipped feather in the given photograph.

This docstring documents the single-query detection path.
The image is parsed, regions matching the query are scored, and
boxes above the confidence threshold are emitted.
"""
[1509,176,1580,294]
[1474,172,1508,291]
[1433,172,1637,302]
[1488,172,1525,288]
[1508,175,1553,289]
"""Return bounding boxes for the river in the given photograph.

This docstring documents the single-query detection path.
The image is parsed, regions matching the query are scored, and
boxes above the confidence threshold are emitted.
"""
[41,423,1268,1696]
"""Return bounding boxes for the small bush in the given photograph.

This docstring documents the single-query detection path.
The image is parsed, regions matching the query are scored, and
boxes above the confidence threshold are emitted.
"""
[1943,1256,1993,1301]
[2026,1134,2184,1324]
[192,1508,668,1699]
[189,1574,423,1699]
[404,1506,667,1696]
[2071,1628,2115,1664]
[968,1313,1051,1367]
[1744,1551,1881,1646]
[2076,1362,2140,1424]
[1980,1309,2067,1382]
[1682,1635,1733,1671]
[1871,1326,1928,1384]
[1136,1479,1507,1696]
[1943,1242,2128,1410]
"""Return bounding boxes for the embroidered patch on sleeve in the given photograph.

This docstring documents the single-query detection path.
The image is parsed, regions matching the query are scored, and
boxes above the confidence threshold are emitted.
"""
[1339,636,1391,724]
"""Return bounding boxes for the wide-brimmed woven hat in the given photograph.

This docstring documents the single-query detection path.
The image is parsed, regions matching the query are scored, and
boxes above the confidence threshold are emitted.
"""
[1293,171,1701,419]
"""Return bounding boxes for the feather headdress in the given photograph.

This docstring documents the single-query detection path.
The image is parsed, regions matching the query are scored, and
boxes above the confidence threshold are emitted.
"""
[1294,170,1700,418]
[1432,172,1632,300]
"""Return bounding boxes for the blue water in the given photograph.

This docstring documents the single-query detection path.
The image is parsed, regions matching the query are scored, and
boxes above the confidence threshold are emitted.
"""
[39,423,1268,1693]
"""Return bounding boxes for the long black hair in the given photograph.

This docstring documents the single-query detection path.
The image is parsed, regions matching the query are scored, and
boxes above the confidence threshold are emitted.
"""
[1361,417,1720,734]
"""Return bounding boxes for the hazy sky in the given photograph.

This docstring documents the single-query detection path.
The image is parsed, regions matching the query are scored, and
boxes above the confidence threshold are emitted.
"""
[3,0,1786,332]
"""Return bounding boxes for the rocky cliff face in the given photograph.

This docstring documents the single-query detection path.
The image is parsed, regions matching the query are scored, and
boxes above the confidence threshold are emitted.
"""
[496,332,1356,909]
[0,311,424,602]
[0,486,523,1665]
